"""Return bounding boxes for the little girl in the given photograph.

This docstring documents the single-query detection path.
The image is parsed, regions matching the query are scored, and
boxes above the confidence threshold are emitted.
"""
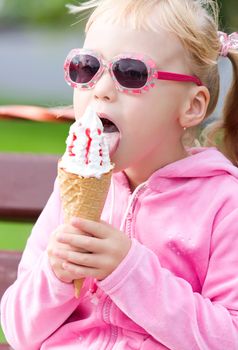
[2,0,238,349]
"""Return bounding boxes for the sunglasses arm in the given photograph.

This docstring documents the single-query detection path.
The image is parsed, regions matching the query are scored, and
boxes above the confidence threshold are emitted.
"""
[156,71,202,86]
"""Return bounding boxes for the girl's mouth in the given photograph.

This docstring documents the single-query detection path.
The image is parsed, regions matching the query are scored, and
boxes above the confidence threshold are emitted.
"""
[100,117,119,133]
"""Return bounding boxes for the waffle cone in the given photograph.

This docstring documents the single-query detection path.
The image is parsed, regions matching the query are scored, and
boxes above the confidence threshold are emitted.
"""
[58,165,112,297]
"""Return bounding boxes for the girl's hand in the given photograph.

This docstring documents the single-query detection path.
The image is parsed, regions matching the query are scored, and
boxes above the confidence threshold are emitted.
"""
[47,224,87,284]
[54,217,132,281]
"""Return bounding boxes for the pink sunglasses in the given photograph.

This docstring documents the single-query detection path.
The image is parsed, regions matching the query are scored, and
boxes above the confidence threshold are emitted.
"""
[64,49,203,94]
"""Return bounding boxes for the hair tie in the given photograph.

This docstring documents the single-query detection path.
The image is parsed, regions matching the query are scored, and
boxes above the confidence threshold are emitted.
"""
[218,31,238,57]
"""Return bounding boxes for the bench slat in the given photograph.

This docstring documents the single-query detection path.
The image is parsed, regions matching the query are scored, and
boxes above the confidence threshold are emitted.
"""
[0,153,59,220]
[0,345,14,350]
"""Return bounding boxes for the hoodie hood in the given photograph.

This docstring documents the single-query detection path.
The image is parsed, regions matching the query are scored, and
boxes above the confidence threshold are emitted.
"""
[112,148,238,193]
[147,147,238,191]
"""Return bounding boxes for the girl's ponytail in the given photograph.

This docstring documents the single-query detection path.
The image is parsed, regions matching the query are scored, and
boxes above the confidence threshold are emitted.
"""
[221,52,238,165]
[202,32,238,166]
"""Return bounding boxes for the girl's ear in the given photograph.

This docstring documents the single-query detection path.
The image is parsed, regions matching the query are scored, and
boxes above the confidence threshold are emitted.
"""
[179,86,210,128]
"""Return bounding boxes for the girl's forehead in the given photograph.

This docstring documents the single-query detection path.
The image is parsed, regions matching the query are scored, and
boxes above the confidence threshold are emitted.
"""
[84,19,187,70]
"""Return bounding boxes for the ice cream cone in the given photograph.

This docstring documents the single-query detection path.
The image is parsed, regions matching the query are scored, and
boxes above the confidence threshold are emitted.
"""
[58,105,114,298]
[58,165,112,297]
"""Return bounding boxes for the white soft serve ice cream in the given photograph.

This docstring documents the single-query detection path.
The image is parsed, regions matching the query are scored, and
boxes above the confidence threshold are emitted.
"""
[60,105,113,178]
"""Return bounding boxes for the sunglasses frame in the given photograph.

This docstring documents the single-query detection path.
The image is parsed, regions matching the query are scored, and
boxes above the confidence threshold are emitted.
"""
[64,48,202,94]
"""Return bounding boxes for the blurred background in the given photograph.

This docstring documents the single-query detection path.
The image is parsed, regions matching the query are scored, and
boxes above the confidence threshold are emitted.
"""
[0,0,86,107]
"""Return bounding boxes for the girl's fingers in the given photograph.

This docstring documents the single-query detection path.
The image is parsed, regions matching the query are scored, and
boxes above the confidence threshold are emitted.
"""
[62,261,102,280]
[70,217,111,239]
[56,249,101,268]
[58,233,103,253]
[57,223,82,235]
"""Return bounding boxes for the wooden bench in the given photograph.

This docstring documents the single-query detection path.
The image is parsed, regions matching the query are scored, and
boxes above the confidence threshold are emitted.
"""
[0,105,73,349]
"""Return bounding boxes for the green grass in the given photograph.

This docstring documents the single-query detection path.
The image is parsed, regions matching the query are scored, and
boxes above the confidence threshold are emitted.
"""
[0,119,70,154]
[0,221,33,250]
[0,327,6,343]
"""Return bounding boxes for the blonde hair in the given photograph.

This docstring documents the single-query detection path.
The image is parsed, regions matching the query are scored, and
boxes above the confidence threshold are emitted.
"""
[69,0,238,166]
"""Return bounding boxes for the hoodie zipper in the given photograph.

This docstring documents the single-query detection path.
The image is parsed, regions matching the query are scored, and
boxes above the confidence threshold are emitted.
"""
[102,181,147,349]
[120,182,147,236]
[103,297,118,349]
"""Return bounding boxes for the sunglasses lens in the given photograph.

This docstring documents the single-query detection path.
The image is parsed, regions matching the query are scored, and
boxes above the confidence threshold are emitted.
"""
[69,54,100,84]
[112,58,148,89]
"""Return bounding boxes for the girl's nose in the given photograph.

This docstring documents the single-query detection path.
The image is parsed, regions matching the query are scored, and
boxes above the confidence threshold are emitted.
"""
[93,68,117,102]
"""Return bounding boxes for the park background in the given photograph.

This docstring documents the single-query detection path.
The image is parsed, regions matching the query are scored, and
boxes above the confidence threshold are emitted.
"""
[0,0,237,343]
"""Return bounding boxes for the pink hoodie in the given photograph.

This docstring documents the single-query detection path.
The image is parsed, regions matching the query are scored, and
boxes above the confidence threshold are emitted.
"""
[1,147,238,350]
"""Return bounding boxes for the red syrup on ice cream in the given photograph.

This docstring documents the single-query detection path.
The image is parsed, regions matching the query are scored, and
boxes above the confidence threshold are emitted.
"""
[98,129,103,166]
[85,128,104,166]
[69,133,77,156]
[85,128,92,164]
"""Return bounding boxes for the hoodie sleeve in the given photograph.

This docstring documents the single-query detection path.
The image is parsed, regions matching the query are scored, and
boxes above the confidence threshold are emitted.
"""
[0,180,78,350]
[99,209,238,350]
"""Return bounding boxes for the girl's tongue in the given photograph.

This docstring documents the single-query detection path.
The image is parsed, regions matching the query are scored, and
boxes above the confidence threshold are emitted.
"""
[100,118,120,157]
[104,131,120,157]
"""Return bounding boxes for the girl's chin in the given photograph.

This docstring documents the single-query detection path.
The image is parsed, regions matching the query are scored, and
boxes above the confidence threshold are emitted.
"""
[104,132,120,158]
